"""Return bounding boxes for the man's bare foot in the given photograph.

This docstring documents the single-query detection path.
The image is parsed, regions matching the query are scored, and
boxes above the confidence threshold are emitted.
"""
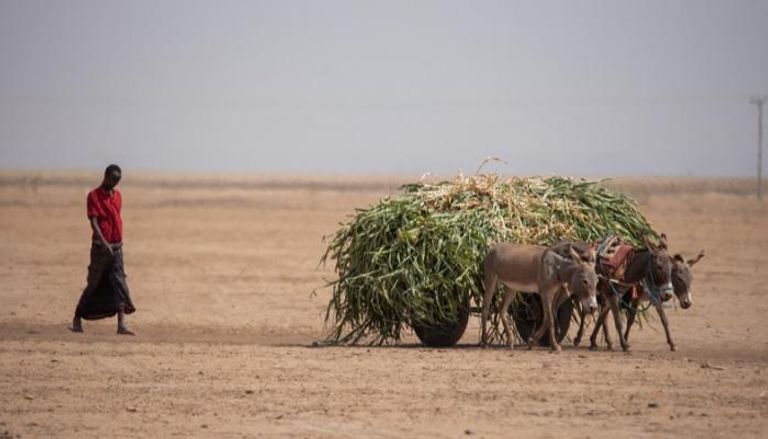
[69,317,83,333]
[117,326,135,336]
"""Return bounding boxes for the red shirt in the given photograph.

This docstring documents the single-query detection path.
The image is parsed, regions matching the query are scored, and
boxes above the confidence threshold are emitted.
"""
[87,186,123,243]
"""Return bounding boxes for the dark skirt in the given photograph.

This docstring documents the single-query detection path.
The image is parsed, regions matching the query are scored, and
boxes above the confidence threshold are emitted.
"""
[74,243,136,320]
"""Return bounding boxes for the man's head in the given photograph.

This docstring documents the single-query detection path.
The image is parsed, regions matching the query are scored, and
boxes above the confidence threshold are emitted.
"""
[103,164,122,190]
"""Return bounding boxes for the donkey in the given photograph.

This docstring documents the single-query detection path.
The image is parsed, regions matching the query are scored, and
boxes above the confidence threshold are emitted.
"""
[480,243,599,352]
[572,235,674,352]
[621,249,705,351]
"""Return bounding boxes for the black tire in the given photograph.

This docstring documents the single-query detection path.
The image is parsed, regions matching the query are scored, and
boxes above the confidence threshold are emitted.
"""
[412,303,470,347]
[510,293,574,347]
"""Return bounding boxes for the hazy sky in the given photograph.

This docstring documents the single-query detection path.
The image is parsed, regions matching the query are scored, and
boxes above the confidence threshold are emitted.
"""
[1,0,767,176]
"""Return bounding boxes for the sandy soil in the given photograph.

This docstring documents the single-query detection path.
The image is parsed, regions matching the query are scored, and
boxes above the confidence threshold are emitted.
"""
[1,173,767,438]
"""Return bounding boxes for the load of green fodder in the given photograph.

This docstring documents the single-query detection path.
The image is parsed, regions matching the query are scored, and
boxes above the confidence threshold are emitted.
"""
[321,173,658,345]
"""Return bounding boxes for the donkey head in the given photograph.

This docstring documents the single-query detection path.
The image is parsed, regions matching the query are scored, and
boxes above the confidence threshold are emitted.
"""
[671,250,705,309]
[644,234,674,301]
[567,247,599,313]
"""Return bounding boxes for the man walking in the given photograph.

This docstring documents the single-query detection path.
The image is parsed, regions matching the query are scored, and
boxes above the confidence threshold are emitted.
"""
[71,164,136,335]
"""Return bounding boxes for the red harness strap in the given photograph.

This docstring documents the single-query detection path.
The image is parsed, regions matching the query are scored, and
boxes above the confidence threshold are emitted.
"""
[595,241,635,285]
[602,245,634,275]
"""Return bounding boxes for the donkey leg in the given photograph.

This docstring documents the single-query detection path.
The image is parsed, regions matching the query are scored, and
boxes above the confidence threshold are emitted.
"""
[602,319,614,351]
[499,291,516,349]
[527,295,550,350]
[608,295,630,351]
[550,287,572,349]
[544,294,562,352]
[480,270,498,347]
[599,292,615,350]
[573,308,585,347]
[527,316,548,349]
[590,305,609,350]
[655,303,676,351]
[623,299,639,342]
[553,286,570,309]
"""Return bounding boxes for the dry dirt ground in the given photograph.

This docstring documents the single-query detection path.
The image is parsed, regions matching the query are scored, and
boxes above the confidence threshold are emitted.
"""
[1,172,767,438]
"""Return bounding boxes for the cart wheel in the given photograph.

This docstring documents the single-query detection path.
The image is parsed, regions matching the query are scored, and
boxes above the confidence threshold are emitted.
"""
[412,302,470,347]
[510,293,573,347]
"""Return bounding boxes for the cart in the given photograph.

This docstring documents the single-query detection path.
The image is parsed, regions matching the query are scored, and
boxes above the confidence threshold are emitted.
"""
[411,293,575,347]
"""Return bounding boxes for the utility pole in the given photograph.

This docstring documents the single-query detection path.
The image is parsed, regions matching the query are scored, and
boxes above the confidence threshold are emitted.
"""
[751,96,767,201]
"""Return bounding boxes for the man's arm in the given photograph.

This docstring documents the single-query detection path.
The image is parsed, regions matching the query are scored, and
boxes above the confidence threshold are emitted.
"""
[90,217,114,256]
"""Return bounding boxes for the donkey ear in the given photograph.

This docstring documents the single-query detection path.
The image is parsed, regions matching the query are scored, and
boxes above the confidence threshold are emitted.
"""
[658,233,669,250]
[673,254,685,263]
[687,250,705,267]
[569,247,582,262]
